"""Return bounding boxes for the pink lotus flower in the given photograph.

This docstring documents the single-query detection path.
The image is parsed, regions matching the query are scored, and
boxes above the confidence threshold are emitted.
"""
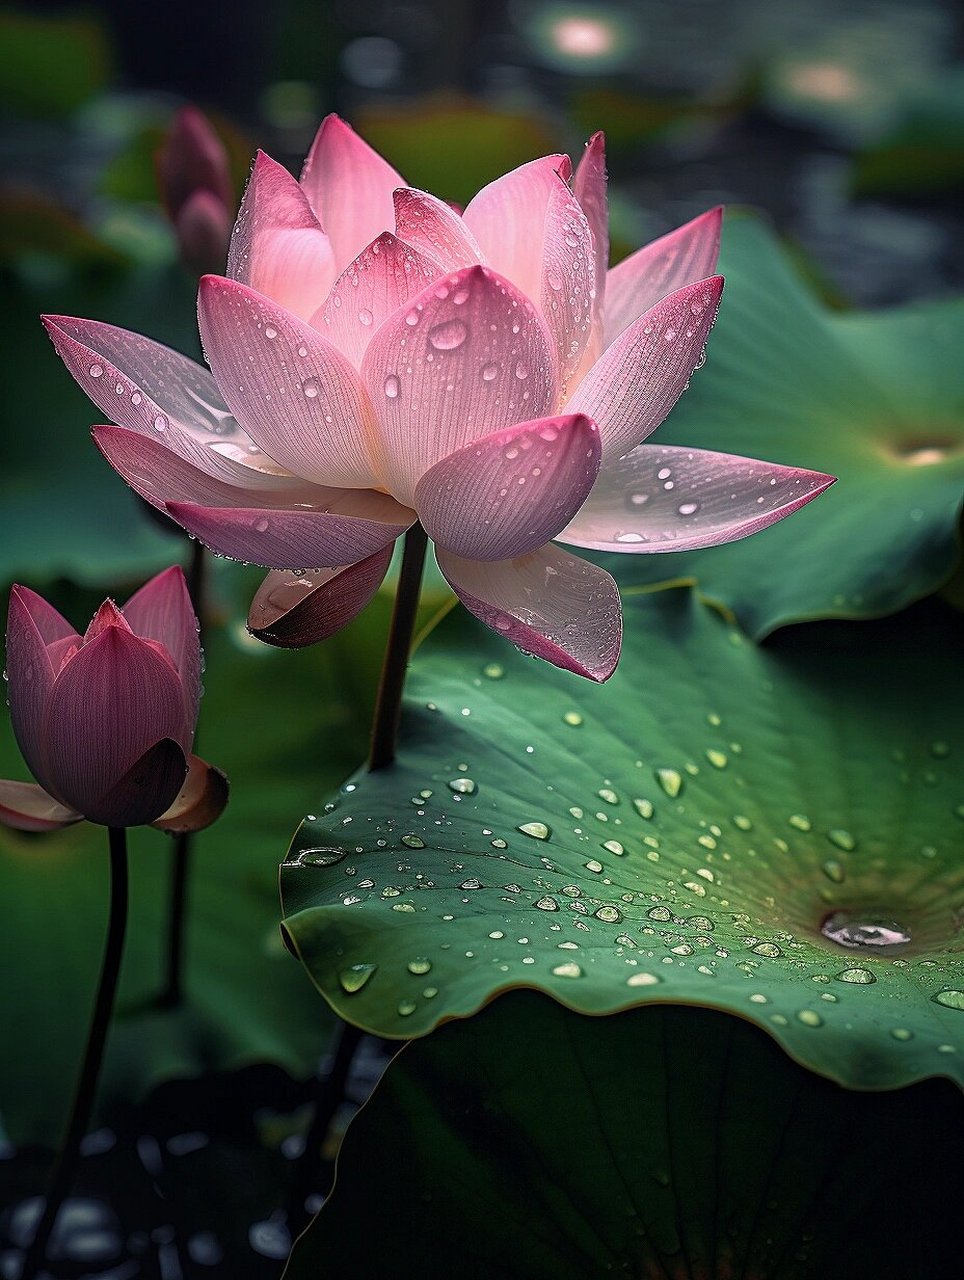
[156,106,233,277]
[0,567,227,832]
[45,117,834,682]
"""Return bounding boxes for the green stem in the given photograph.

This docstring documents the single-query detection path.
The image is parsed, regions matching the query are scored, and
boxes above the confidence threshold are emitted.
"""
[161,536,205,1008]
[368,524,428,771]
[21,827,129,1280]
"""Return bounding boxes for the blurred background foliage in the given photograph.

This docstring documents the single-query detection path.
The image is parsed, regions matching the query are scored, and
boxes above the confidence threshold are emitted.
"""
[1,0,963,1275]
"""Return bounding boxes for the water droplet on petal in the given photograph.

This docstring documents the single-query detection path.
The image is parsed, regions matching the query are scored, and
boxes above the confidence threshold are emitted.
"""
[428,319,468,350]
[89,363,103,378]
[677,501,700,517]
[384,374,400,399]
[264,326,278,340]
[302,378,320,399]
[153,414,168,433]
[358,308,373,326]
[481,362,498,382]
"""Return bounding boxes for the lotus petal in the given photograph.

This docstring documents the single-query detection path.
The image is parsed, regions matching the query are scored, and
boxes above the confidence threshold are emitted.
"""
[44,627,192,817]
[166,490,413,571]
[361,264,557,504]
[415,413,600,561]
[228,150,336,321]
[559,444,836,552]
[151,753,229,834]
[0,779,83,832]
[300,115,403,270]
[5,586,74,787]
[312,232,441,368]
[86,737,189,829]
[568,277,724,461]
[603,207,723,347]
[43,316,273,481]
[435,543,621,681]
[122,567,201,723]
[198,276,382,488]
[247,545,394,647]
[393,189,482,272]
[462,154,572,306]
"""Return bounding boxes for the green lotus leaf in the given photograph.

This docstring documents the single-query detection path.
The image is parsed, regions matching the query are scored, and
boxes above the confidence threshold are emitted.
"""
[281,587,964,1089]
[287,994,962,1280]
[0,589,390,1146]
[596,214,964,637]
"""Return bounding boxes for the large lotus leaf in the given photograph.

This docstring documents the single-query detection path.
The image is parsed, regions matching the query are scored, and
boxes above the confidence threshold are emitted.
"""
[0,585,390,1146]
[287,995,962,1280]
[596,214,964,638]
[281,587,964,1090]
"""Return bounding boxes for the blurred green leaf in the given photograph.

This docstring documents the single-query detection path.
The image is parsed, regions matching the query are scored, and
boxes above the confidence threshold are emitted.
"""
[282,586,964,1089]
[853,67,964,198]
[356,98,557,207]
[595,214,964,636]
[0,10,111,117]
[288,994,962,1280]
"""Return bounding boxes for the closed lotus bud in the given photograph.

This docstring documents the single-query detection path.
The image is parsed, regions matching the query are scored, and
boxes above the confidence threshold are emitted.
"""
[0,567,227,832]
[156,106,233,276]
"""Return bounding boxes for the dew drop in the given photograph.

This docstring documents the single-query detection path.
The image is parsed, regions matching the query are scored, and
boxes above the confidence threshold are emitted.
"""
[706,749,728,770]
[407,957,432,975]
[401,834,426,849]
[552,961,583,978]
[397,999,418,1017]
[535,896,560,911]
[655,767,683,798]
[563,710,583,727]
[447,777,477,795]
[264,326,277,340]
[821,859,845,883]
[826,828,856,852]
[88,363,103,378]
[518,821,550,840]
[633,798,654,820]
[602,839,624,856]
[358,308,373,327]
[302,378,320,399]
[933,989,964,1011]
[428,319,468,351]
[752,942,782,957]
[626,972,661,987]
[835,967,876,985]
[481,362,498,382]
[796,1009,823,1027]
[677,501,700,517]
[384,374,400,399]
[338,963,377,993]
[595,905,622,923]
[153,414,168,433]
[483,662,504,679]
[890,1027,914,1041]
[788,813,812,832]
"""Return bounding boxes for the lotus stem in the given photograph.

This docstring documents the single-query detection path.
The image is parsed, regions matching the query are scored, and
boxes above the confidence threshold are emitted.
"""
[161,536,205,1007]
[368,523,428,771]
[21,826,130,1280]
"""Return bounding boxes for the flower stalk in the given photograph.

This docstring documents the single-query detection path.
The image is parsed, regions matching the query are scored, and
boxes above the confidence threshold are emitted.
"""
[21,827,130,1280]
[368,523,428,771]
[160,537,206,1008]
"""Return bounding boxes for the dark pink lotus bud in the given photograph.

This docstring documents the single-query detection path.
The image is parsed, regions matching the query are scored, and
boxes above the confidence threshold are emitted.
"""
[156,106,232,275]
[0,567,227,832]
